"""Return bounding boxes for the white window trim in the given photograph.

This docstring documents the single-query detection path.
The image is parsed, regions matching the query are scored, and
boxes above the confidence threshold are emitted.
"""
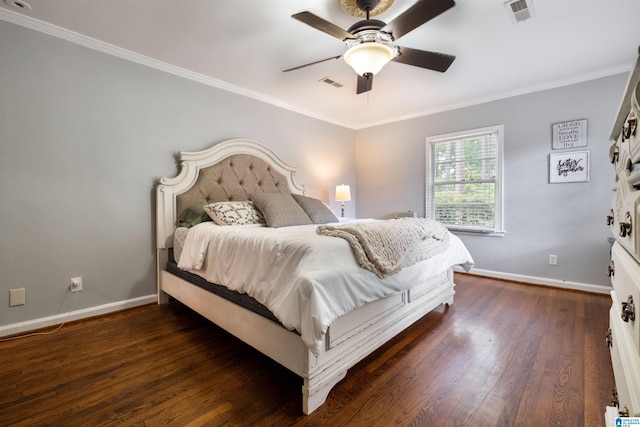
[426,125,505,237]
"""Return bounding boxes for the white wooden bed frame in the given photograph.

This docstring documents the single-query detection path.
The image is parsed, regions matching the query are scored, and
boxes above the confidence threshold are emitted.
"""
[156,139,456,414]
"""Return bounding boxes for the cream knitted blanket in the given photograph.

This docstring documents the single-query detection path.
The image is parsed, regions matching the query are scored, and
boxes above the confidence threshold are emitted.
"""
[316,218,450,278]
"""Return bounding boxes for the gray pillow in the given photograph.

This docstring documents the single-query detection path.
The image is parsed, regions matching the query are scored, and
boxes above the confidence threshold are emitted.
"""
[249,192,313,227]
[292,194,339,224]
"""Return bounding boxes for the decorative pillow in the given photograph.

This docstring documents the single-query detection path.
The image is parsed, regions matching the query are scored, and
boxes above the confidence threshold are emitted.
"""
[292,194,339,224]
[249,192,313,228]
[178,205,212,227]
[203,201,266,226]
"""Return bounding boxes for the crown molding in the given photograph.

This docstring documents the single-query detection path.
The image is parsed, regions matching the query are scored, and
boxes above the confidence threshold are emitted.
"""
[0,8,353,129]
[355,62,633,129]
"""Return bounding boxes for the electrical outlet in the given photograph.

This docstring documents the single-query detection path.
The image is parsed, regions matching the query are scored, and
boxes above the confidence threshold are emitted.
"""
[70,277,83,292]
[548,254,558,265]
[9,288,25,306]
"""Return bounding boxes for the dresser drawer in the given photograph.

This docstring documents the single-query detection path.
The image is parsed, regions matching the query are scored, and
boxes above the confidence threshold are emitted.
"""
[611,242,640,356]
[608,302,640,417]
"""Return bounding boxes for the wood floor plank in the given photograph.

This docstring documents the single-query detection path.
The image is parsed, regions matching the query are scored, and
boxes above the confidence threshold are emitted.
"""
[0,273,614,426]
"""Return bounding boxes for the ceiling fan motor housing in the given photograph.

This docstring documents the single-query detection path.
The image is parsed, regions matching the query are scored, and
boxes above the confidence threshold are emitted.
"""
[347,19,386,35]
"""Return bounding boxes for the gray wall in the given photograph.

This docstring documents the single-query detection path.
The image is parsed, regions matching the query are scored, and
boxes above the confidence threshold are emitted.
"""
[0,21,355,328]
[355,74,625,287]
[0,17,626,330]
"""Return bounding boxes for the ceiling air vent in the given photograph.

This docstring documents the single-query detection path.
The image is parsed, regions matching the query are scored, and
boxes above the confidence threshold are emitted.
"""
[504,0,534,24]
[319,77,343,88]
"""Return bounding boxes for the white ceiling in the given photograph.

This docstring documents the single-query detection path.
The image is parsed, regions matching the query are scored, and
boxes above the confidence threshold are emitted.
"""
[1,0,639,129]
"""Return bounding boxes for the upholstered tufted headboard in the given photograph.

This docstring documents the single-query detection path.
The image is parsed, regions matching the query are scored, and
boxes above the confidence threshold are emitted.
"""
[156,139,304,250]
[175,153,290,220]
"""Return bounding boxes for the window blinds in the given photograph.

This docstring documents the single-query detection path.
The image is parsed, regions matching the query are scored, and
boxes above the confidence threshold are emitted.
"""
[432,131,498,229]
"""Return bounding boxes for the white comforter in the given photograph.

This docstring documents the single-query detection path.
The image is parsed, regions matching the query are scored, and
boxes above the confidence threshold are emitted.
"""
[178,219,474,356]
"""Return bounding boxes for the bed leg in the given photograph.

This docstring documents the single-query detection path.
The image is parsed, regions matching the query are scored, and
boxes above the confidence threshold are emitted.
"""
[444,275,456,307]
[157,249,170,305]
[302,369,348,414]
[158,291,169,304]
[444,293,455,307]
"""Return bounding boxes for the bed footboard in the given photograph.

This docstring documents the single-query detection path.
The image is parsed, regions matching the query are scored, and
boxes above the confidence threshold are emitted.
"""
[158,265,455,414]
[302,268,454,413]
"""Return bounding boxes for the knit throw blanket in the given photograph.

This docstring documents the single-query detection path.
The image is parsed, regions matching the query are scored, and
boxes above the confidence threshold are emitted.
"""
[316,218,450,278]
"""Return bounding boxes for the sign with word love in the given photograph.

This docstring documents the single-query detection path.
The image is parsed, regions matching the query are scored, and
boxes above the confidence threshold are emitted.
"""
[552,119,588,149]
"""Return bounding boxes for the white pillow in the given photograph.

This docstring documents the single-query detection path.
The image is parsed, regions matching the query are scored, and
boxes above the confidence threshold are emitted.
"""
[203,201,266,226]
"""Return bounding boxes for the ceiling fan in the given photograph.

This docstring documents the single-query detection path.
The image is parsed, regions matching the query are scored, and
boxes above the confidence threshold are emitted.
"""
[284,0,456,94]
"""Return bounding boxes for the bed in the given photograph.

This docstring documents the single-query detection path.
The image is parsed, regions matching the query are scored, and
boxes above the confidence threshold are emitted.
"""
[156,138,473,414]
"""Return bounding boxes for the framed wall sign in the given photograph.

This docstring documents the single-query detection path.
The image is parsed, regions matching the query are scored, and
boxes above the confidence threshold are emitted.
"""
[552,119,588,149]
[549,150,590,183]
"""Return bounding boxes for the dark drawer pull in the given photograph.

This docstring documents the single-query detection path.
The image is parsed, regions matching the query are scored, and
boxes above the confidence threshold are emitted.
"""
[619,212,632,237]
[605,328,613,347]
[608,260,615,277]
[621,295,635,323]
[611,147,619,164]
[622,116,637,141]
[607,209,614,226]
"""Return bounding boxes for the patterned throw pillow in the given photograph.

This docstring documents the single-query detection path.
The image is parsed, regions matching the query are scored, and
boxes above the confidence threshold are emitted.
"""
[249,192,313,228]
[203,201,266,226]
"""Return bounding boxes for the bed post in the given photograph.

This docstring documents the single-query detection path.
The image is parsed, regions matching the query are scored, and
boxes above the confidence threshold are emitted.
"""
[156,181,177,305]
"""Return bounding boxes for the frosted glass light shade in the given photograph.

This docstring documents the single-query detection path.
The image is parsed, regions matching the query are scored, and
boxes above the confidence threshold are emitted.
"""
[343,42,393,76]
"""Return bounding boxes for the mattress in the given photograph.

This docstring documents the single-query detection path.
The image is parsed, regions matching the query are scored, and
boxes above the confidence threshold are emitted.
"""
[166,250,282,325]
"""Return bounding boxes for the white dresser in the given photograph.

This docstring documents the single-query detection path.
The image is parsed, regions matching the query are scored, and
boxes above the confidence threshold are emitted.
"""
[605,46,640,425]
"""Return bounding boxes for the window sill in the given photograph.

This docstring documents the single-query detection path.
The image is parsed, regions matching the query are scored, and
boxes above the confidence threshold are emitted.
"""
[446,228,506,238]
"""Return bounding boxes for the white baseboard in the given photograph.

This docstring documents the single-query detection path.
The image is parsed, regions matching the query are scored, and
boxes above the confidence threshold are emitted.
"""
[455,267,612,294]
[0,268,611,338]
[0,294,157,338]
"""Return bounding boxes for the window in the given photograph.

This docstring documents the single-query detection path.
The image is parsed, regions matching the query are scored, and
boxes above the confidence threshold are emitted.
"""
[426,125,504,236]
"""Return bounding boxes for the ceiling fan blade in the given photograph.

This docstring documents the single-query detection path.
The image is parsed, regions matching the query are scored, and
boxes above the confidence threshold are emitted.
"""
[381,0,456,40]
[283,55,342,72]
[356,73,373,94]
[292,11,355,41]
[393,46,455,72]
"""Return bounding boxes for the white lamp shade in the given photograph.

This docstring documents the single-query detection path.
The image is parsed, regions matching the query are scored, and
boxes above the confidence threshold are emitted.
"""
[343,42,394,76]
[335,184,351,202]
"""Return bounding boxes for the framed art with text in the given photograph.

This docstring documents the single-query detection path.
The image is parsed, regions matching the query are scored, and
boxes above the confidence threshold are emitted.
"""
[549,150,590,183]
[552,119,588,149]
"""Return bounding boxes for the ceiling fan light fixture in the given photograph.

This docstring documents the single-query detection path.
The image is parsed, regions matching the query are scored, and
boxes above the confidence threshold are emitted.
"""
[344,42,394,76]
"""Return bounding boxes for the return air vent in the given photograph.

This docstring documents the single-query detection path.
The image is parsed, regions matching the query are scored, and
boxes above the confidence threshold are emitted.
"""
[319,77,344,88]
[504,0,534,24]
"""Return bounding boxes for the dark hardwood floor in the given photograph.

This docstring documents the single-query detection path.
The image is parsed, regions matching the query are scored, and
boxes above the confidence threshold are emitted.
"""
[0,273,614,426]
